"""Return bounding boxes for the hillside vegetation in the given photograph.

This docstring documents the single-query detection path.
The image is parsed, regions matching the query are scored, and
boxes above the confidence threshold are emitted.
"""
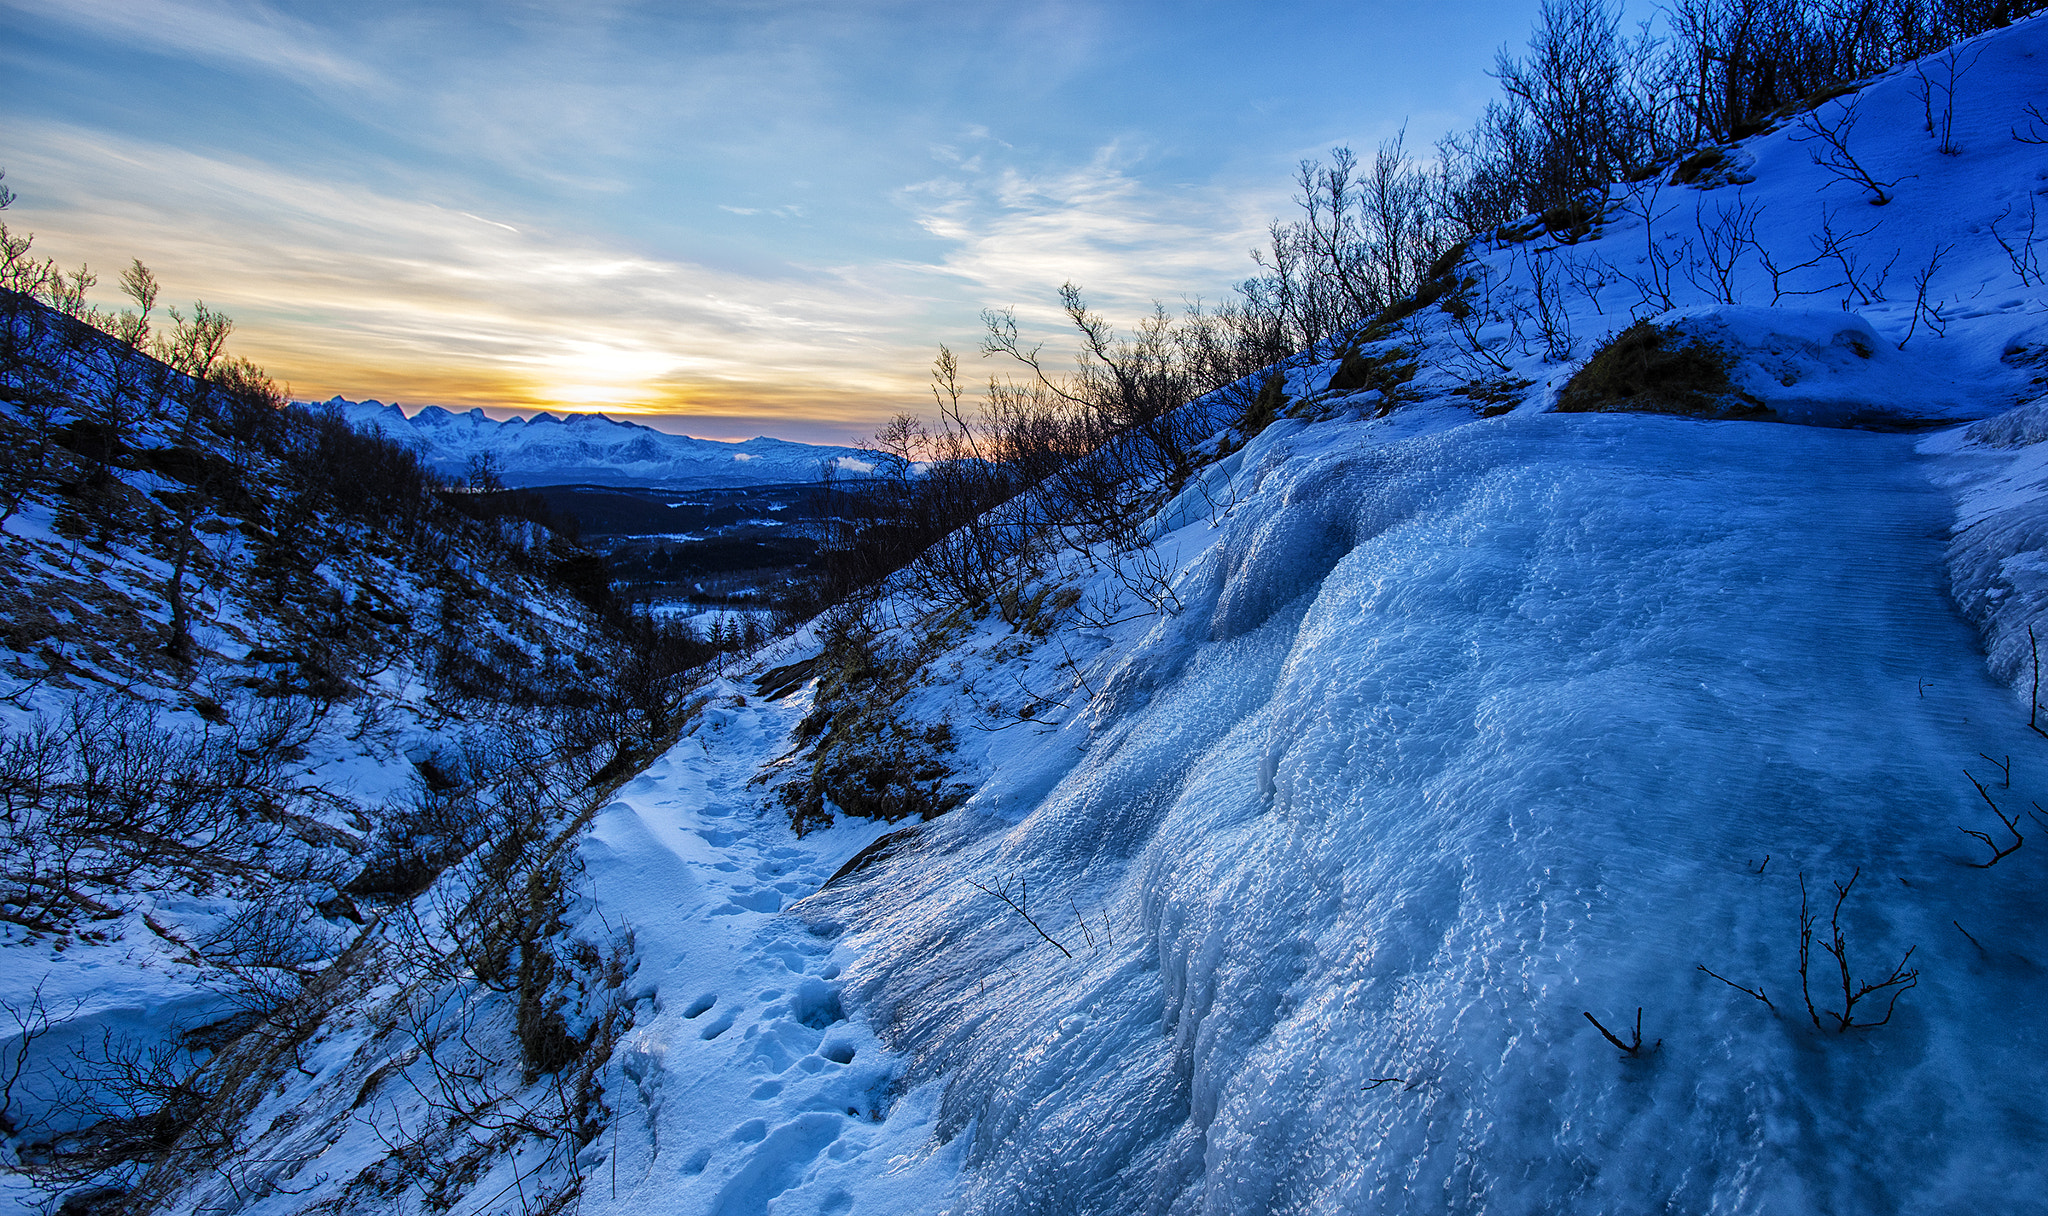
[0,241,718,1211]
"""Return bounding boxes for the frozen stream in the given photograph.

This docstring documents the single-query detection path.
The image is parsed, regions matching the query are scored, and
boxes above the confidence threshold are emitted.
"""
[814,413,2048,1215]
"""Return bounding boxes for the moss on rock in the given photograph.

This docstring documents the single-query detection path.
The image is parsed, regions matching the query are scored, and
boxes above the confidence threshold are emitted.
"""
[1556,321,1766,418]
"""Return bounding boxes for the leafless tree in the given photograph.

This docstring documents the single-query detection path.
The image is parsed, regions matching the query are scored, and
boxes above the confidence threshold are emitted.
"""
[1911,42,1985,154]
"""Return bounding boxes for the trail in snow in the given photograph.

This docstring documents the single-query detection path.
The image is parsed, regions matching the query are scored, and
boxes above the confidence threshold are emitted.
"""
[578,687,959,1216]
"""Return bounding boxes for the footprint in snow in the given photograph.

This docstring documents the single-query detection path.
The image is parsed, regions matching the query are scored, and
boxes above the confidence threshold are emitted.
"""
[706,1112,846,1216]
[715,888,782,915]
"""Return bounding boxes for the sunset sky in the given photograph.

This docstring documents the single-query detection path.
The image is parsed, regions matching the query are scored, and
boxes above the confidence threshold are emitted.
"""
[3,0,1539,443]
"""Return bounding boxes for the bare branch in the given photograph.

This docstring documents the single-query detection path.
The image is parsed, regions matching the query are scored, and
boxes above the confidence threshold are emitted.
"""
[1791,99,1907,205]
[966,876,1073,958]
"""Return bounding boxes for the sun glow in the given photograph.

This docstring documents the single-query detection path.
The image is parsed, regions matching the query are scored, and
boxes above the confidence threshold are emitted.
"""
[517,340,686,408]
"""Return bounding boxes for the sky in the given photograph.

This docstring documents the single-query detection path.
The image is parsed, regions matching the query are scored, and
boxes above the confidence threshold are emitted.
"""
[1,0,1544,443]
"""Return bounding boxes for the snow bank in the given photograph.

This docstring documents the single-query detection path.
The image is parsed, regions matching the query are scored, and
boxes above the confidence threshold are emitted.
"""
[1925,392,2048,701]
[1653,304,1980,426]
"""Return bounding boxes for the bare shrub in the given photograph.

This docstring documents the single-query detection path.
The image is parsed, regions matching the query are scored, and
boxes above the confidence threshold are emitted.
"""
[0,696,347,933]
[1989,195,2043,286]
[1911,42,1985,154]
[1798,869,1919,1033]
[1792,97,1907,205]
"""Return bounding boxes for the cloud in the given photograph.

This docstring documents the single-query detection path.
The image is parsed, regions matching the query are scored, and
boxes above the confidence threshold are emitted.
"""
[8,118,1290,436]
[3,0,378,89]
[897,140,1281,331]
[5,119,944,428]
[459,212,520,234]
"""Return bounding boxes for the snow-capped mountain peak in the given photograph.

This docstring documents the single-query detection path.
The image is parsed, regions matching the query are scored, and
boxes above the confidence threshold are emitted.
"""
[328,397,880,488]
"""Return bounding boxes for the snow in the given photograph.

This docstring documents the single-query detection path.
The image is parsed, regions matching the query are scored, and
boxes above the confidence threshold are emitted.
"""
[1646,304,1979,424]
[571,403,2048,1215]
[575,681,963,1216]
[10,13,2048,1216]
[830,411,2048,1213]
[567,16,2048,1215]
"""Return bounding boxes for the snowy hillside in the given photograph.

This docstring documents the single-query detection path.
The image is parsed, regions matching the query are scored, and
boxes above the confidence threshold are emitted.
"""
[332,398,880,489]
[547,16,2048,1216]
[0,302,715,1214]
[8,10,2048,1216]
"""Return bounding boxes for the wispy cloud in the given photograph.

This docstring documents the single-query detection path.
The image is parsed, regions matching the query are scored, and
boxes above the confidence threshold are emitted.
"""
[6,0,1523,441]
[9,115,1283,437]
[5,120,944,438]
[459,212,520,234]
[3,0,378,89]
[899,140,1280,328]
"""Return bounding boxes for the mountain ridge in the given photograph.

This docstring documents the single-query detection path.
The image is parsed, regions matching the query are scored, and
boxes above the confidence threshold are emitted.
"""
[328,396,882,489]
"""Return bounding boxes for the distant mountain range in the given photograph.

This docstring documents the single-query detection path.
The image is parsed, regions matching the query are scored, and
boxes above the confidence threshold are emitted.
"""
[325,398,881,489]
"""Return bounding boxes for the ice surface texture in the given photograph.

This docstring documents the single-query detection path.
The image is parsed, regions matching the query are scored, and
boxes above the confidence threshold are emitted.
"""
[815,412,2048,1215]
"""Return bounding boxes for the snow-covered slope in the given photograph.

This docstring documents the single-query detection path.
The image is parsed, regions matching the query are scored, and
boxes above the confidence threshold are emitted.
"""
[0,306,693,1214]
[558,17,2048,1216]
[331,398,880,489]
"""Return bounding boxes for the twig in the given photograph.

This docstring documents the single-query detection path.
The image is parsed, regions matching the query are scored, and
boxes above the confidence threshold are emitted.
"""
[1952,919,1986,955]
[1960,769,2024,867]
[1792,99,1908,205]
[2031,625,2045,737]
[1055,633,1098,699]
[1582,1007,1655,1057]
[966,878,1073,958]
[1897,243,1953,349]
[1991,199,2044,287]
[2016,101,2048,145]
[1697,963,1775,1013]
[1802,869,1919,1032]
